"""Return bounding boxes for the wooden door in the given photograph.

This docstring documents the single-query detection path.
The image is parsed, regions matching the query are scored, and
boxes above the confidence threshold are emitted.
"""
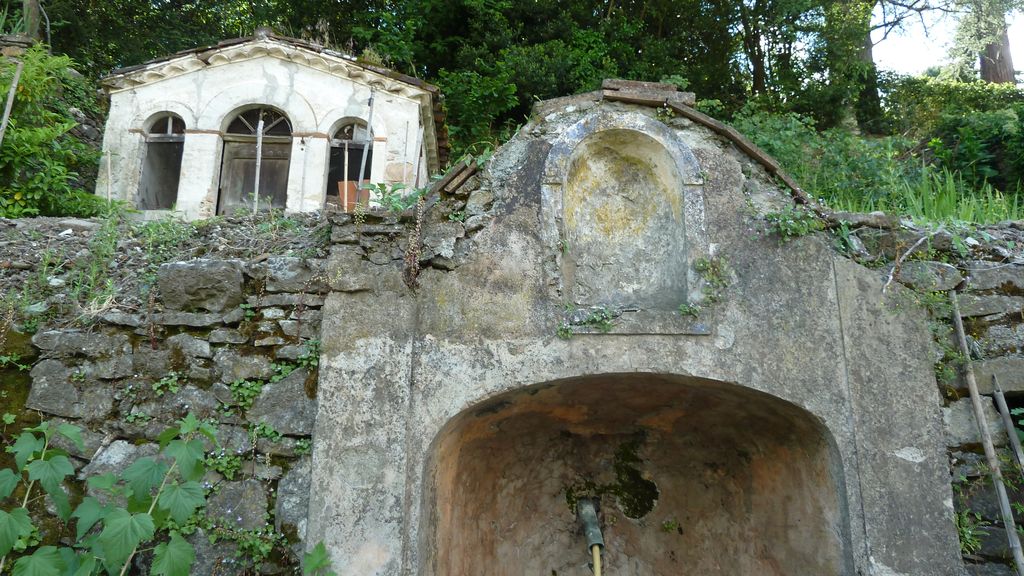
[217,141,291,215]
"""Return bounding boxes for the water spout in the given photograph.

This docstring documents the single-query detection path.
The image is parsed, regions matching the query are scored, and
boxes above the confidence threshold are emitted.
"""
[577,498,604,575]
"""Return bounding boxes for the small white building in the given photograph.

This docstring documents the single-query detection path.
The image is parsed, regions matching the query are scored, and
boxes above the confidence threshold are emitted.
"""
[96,29,448,219]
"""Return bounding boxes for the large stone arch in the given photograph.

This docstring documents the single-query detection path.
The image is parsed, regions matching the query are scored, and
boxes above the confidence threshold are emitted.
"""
[420,372,853,576]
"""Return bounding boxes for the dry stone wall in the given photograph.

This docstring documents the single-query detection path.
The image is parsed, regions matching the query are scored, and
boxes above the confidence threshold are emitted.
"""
[0,214,336,573]
[830,214,1024,575]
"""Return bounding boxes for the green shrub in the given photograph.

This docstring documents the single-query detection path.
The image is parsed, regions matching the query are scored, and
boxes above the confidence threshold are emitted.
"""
[0,45,102,218]
[928,105,1024,193]
[881,74,1024,137]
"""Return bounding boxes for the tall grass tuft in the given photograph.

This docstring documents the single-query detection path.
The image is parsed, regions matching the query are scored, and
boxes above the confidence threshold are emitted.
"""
[883,167,1022,225]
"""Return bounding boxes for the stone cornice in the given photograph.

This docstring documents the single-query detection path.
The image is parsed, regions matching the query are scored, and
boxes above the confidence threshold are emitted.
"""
[101,39,431,104]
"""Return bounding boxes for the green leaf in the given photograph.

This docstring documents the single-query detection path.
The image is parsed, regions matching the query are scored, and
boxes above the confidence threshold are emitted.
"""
[12,545,64,576]
[72,555,96,576]
[177,413,200,436]
[121,457,167,500]
[85,473,116,492]
[164,439,205,482]
[151,532,195,576]
[97,510,154,569]
[0,467,20,499]
[72,497,112,541]
[9,432,43,470]
[0,507,33,557]
[157,426,181,448]
[157,482,205,525]
[56,424,84,453]
[27,455,74,520]
[303,541,335,576]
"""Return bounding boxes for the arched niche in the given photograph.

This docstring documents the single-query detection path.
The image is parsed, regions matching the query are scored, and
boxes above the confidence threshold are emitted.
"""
[421,373,852,576]
[217,106,292,214]
[138,112,185,210]
[541,111,708,334]
[563,128,687,309]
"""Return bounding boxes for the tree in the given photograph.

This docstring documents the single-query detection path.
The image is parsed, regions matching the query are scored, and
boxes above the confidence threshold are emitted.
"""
[949,0,1020,83]
[21,0,39,39]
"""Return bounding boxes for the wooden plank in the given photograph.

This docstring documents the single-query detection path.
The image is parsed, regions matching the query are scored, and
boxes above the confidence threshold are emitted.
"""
[430,159,471,193]
[667,102,819,209]
[602,89,670,107]
[603,78,677,92]
[444,163,478,193]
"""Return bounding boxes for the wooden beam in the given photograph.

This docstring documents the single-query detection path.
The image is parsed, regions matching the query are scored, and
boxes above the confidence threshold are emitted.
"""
[602,79,678,92]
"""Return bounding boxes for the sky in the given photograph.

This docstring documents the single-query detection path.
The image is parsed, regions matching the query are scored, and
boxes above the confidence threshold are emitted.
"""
[872,8,1024,81]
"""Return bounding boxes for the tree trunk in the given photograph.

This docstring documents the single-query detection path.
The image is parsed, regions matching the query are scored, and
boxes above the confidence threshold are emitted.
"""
[22,0,40,40]
[980,25,1015,84]
[855,32,884,133]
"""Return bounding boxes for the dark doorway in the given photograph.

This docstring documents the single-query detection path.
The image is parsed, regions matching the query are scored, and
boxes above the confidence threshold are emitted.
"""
[218,107,292,215]
[326,119,372,212]
[139,113,185,210]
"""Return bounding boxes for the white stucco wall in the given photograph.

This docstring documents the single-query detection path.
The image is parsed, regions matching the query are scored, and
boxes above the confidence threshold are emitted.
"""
[97,48,432,220]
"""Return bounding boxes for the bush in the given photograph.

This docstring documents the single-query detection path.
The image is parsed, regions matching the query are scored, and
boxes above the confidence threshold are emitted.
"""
[733,106,916,211]
[881,75,1024,137]
[0,45,101,218]
[929,105,1024,193]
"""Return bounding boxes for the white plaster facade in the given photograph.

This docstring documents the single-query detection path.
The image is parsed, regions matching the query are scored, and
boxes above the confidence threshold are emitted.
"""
[96,32,445,220]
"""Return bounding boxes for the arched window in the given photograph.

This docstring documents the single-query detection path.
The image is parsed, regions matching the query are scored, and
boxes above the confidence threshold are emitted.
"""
[327,119,372,212]
[138,112,185,210]
[218,106,293,215]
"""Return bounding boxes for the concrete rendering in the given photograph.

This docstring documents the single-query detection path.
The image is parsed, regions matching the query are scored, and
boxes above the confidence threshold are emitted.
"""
[308,95,964,575]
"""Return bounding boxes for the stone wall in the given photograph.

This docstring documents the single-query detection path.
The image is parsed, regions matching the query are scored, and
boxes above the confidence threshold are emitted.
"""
[3,93,1024,575]
[0,214,334,573]
[843,217,1024,576]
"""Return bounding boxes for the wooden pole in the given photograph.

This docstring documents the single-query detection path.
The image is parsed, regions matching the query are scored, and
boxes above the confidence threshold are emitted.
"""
[951,291,1024,576]
[106,155,112,204]
[252,114,265,215]
[0,59,24,150]
[357,90,375,202]
[342,141,349,212]
[993,374,1024,469]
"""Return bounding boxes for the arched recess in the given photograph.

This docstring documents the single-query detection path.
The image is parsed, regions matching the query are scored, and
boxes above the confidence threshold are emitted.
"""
[325,118,372,211]
[540,111,710,333]
[217,106,292,215]
[421,373,852,576]
[138,112,185,210]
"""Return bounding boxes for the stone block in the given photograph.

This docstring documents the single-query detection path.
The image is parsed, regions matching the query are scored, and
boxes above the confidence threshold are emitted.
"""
[206,479,269,531]
[209,328,247,344]
[166,333,212,359]
[214,349,274,383]
[967,261,1024,292]
[973,356,1024,394]
[153,311,223,327]
[896,260,963,292]
[421,221,465,260]
[278,319,320,339]
[966,563,1016,576]
[980,325,1024,356]
[247,369,315,436]
[250,256,327,293]
[32,330,130,359]
[959,295,1024,318]
[943,397,1007,447]
[276,456,311,554]
[157,259,245,312]
[26,359,81,418]
[465,187,494,216]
